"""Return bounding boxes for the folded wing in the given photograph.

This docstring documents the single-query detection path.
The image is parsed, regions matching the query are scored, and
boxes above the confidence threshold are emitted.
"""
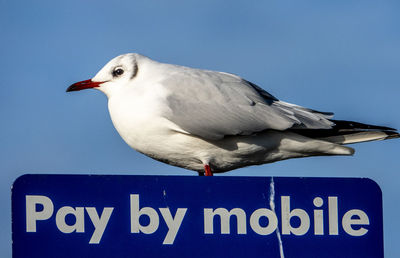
[161,68,334,140]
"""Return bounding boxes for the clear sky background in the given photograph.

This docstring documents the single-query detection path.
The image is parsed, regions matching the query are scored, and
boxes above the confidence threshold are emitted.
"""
[1,0,399,256]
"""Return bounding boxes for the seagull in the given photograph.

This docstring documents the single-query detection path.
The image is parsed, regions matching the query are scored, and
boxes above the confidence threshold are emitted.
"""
[67,53,399,176]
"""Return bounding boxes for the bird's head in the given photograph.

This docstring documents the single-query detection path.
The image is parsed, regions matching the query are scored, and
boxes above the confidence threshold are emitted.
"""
[66,53,142,97]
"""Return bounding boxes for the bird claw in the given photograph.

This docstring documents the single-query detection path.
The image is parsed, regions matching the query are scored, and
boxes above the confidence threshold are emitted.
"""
[204,164,213,176]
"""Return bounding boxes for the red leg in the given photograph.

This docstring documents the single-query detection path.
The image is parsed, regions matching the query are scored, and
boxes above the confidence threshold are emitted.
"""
[204,164,213,176]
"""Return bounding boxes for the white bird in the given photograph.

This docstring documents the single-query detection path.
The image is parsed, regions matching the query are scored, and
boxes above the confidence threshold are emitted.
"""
[67,53,399,176]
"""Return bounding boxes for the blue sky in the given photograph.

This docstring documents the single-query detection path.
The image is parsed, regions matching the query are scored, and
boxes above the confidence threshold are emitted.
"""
[1,0,399,256]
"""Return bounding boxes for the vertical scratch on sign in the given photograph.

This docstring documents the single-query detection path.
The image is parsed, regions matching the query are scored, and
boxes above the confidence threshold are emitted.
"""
[163,189,169,208]
[269,177,285,258]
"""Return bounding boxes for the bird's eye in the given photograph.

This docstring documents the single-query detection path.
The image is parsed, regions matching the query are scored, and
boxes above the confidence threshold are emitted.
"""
[112,68,124,77]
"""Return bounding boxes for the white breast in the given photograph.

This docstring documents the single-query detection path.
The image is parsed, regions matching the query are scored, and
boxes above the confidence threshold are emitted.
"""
[108,82,168,146]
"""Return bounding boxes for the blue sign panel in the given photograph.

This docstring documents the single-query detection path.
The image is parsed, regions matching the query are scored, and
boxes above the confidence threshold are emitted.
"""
[12,175,383,258]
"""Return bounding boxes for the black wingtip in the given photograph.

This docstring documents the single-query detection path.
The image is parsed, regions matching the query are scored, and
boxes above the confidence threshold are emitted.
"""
[331,120,397,132]
[384,131,400,140]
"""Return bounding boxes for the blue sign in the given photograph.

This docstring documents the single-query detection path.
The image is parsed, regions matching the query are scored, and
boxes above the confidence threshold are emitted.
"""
[12,175,383,258]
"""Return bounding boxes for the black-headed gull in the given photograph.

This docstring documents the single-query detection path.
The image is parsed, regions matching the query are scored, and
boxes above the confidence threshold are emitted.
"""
[67,53,399,176]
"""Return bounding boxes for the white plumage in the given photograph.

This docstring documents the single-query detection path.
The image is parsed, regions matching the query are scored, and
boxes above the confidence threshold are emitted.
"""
[67,53,399,175]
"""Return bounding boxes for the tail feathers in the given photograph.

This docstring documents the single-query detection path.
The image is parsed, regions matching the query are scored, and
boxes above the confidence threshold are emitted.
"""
[291,120,399,145]
[319,130,399,144]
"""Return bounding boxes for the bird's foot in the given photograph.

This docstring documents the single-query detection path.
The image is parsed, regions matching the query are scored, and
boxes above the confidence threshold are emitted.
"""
[204,164,213,176]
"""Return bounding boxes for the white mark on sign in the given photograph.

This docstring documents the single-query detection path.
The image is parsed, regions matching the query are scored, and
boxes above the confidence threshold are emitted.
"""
[162,189,169,208]
[269,178,285,258]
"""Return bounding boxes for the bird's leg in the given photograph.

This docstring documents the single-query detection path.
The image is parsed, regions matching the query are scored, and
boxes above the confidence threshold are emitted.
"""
[198,171,205,176]
[204,164,213,176]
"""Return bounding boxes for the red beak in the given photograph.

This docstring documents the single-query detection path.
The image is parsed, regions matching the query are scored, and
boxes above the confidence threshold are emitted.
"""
[66,79,103,92]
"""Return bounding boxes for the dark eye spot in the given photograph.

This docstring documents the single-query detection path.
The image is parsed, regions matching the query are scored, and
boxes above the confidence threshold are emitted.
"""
[112,68,124,77]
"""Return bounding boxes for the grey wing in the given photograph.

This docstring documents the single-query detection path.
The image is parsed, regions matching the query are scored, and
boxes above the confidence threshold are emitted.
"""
[161,68,334,140]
